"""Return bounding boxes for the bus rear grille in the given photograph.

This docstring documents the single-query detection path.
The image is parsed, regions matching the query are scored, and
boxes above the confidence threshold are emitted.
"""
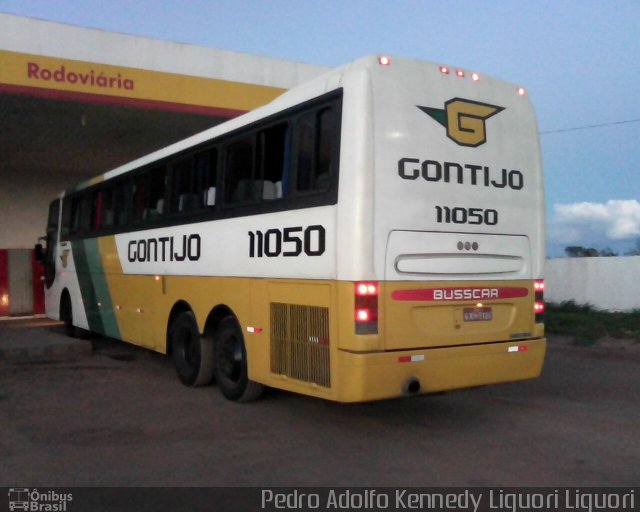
[270,303,330,388]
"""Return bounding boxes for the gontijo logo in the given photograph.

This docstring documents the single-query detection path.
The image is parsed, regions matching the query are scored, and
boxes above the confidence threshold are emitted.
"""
[418,98,505,147]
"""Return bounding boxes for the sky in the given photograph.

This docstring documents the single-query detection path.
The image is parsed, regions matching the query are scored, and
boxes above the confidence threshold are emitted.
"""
[2,0,640,256]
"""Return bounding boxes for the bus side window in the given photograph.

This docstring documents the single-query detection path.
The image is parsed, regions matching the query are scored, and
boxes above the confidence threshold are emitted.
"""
[296,111,314,192]
[295,106,335,193]
[171,157,196,214]
[315,107,334,190]
[70,196,85,235]
[132,174,149,223]
[60,198,71,239]
[258,122,288,201]
[148,166,167,220]
[224,136,256,205]
[114,180,130,227]
[133,166,166,223]
[91,187,114,231]
[196,148,218,209]
[91,190,102,231]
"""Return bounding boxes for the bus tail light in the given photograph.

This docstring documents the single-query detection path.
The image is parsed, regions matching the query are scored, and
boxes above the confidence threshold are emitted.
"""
[355,282,378,334]
[534,279,544,323]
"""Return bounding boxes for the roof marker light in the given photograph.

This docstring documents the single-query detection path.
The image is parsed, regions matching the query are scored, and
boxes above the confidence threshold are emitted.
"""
[518,86,527,96]
[471,72,480,82]
[378,55,391,66]
[440,66,450,75]
[456,69,465,78]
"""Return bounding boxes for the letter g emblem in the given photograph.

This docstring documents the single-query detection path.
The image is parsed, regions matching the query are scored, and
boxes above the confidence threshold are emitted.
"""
[418,98,505,147]
[445,99,504,147]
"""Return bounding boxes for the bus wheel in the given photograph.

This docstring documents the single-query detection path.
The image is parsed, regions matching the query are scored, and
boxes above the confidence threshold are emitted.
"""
[170,311,214,387]
[60,292,78,338]
[214,316,264,402]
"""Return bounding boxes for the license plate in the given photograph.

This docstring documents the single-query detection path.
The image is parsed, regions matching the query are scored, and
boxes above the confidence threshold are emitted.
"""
[463,307,493,322]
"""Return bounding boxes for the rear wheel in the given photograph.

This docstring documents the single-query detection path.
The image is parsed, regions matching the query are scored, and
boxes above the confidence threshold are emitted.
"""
[170,311,214,387]
[215,316,264,402]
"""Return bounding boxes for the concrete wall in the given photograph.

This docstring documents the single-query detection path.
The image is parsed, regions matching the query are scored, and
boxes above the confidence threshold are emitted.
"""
[545,256,640,311]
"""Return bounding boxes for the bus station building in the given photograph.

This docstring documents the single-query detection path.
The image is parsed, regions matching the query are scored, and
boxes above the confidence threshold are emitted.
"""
[0,13,326,316]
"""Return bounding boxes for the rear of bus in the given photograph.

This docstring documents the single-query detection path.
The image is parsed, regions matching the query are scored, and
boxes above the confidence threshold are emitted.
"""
[335,57,545,402]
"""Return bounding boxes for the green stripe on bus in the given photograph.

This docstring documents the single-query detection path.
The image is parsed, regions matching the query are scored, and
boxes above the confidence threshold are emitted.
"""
[72,239,121,338]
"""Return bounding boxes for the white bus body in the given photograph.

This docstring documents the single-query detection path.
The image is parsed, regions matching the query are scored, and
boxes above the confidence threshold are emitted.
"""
[39,56,545,402]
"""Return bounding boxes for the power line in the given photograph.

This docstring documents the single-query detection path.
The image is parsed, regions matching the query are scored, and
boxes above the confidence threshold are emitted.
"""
[540,117,640,135]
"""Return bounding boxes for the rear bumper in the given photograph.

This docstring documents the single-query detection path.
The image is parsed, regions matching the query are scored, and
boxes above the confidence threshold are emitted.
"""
[334,337,546,402]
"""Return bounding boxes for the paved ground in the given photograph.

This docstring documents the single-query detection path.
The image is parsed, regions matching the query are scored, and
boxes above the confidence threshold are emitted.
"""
[0,318,638,487]
[0,317,90,363]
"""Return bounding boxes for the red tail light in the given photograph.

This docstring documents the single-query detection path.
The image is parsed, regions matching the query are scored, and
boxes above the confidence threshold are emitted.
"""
[534,279,544,323]
[355,282,378,334]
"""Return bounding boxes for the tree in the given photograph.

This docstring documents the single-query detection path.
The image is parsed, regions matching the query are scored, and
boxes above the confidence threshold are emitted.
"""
[564,246,618,257]
[624,237,640,256]
[565,246,598,257]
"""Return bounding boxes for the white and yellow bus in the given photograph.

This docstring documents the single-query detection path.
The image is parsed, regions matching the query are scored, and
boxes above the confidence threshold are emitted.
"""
[38,56,546,403]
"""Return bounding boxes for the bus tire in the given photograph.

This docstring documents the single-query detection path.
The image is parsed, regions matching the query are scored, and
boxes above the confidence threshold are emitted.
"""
[214,316,264,402]
[60,292,78,338]
[170,311,215,387]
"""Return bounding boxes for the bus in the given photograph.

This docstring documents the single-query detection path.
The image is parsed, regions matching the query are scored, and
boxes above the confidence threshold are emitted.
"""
[37,55,546,403]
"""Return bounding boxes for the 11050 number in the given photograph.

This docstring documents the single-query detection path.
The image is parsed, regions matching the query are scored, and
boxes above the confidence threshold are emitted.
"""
[435,206,498,225]
[249,225,326,258]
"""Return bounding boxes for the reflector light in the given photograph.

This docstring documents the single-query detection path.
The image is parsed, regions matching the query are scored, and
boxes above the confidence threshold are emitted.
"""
[456,69,465,78]
[440,66,450,75]
[471,72,480,82]
[518,87,527,96]
[398,354,425,363]
[378,55,391,66]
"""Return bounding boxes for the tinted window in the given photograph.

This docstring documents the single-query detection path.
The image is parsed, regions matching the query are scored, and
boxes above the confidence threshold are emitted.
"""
[224,136,256,205]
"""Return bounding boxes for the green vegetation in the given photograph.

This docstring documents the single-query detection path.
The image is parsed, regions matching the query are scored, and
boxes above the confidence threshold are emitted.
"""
[545,301,640,346]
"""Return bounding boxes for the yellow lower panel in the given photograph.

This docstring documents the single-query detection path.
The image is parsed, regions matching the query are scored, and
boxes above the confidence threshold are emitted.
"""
[332,338,546,403]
